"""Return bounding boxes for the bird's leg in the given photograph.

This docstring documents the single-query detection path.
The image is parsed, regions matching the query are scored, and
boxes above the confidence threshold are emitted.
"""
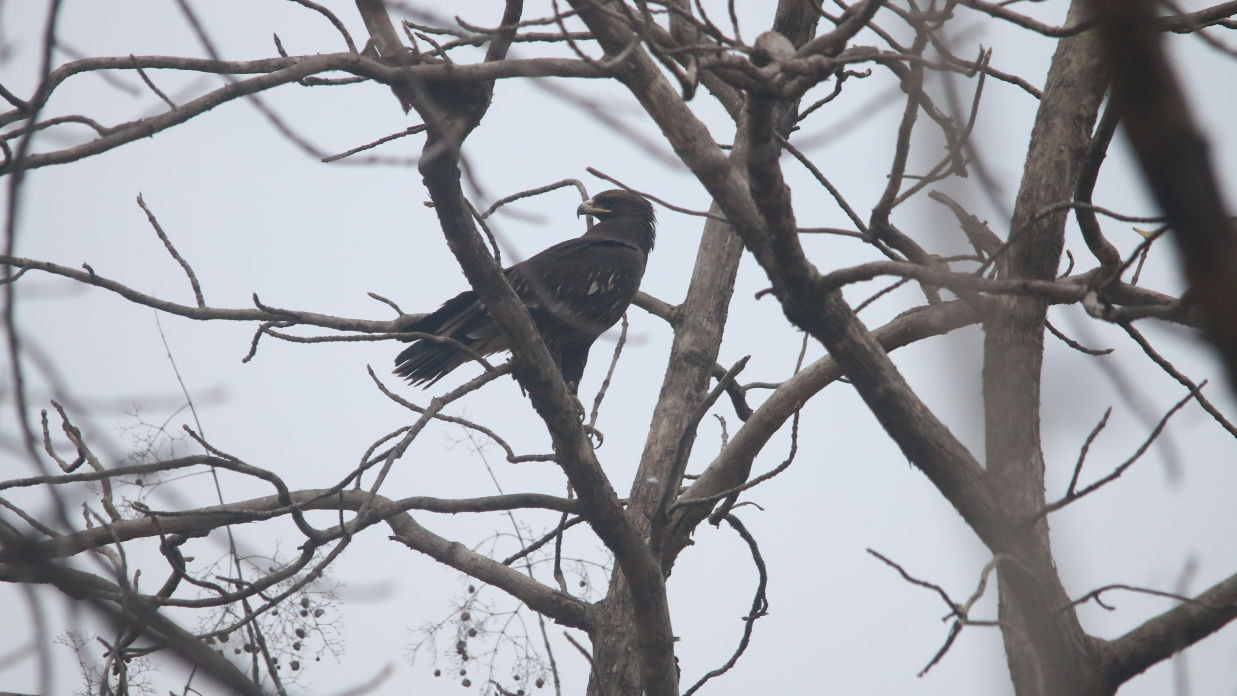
[580,417,604,448]
[566,380,605,448]
[554,347,605,447]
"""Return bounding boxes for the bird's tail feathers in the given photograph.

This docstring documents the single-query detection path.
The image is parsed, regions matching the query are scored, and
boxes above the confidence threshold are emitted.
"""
[393,339,472,387]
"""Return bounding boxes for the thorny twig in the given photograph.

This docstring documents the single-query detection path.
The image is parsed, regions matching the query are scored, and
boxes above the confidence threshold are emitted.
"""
[1066,583,1218,612]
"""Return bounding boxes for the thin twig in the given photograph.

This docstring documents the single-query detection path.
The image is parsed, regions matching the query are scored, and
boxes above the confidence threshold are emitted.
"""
[563,632,603,696]
[586,167,727,221]
[588,314,628,429]
[321,125,427,162]
[682,515,768,696]
[366,365,551,464]
[1066,583,1215,612]
[501,516,586,566]
[479,179,589,219]
[1120,321,1237,439]
[867,548,998,676]
[1045,318,1113,356]
[1037,385,1202,519]
[130,55,177,109]
[137,194,204,308]
[1066,408,1112,497]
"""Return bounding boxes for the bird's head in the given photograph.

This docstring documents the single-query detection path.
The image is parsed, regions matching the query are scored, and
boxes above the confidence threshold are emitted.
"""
[576,189,656,224]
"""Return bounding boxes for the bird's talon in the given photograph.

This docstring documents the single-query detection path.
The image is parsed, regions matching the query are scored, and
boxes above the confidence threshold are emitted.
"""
[582,423,605,448]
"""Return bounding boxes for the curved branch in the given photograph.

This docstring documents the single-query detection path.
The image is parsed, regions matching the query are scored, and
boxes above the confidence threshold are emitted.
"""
[0,551,266,696]
[3,487,591,631]
[379,496,594,631]
[1,454,219,491]
[414,102,654,654]
[6,488,580,562]
[1,52,610,172]
[4,55,352,170]
[667,300,982,561]
[572,0,1010,556]
[1103,572,1237,685]
[1,254,400,332]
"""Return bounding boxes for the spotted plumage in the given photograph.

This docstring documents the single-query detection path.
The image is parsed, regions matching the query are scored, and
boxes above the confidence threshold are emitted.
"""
[394,190,656,393]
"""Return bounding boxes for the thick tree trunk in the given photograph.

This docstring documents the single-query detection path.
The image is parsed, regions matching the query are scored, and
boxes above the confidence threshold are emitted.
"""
[586,205,744,696]
[589,578,649,696]
[982,1,1110,693]
[582,3,820,692]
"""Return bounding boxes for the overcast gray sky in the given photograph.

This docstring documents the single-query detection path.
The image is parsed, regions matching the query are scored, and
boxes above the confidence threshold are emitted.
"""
[2,2,1236,695]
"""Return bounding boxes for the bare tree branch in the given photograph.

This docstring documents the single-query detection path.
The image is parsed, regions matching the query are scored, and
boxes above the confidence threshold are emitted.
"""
[1103,572,1237,684]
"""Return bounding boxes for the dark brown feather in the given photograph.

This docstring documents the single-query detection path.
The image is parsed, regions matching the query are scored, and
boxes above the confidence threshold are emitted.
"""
[394,190,655,392]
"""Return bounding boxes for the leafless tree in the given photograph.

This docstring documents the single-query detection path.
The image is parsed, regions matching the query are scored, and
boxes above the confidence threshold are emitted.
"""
[3,1,1236,695]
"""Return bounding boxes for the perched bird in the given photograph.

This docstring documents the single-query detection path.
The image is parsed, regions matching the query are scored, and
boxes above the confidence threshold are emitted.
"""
[394,189,656,393]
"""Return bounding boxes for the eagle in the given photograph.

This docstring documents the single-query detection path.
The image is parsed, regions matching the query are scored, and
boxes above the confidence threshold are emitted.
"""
[394,189,656,393]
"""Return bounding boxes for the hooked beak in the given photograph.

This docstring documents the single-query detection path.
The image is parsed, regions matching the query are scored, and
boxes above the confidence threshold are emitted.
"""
[576,199,610,218]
